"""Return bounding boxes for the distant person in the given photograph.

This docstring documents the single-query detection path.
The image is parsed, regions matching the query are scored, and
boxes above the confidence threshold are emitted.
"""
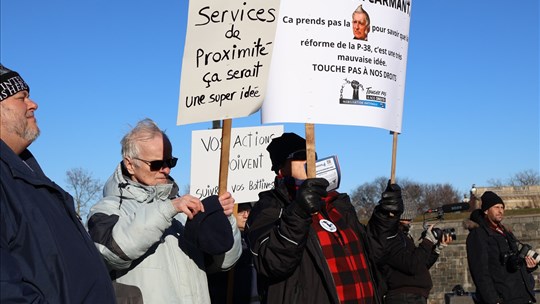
[0,64,116,303]
[465,191,537,304]
[87,118,242,303]
[246,132,403,303]
[352,4,371,41]
[208,202,260,304]
[380,203,453,304]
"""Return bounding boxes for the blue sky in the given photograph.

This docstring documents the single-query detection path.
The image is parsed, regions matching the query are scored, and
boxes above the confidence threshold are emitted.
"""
[1,0,538,199]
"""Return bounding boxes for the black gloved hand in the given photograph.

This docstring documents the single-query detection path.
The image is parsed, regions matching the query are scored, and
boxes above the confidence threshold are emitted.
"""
[378,179,404,216]
[292,178,329,218]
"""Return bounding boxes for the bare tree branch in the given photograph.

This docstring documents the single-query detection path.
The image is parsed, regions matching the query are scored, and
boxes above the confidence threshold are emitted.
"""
[65,168,103,220]
[488,169,540,187]
[509,169,540,186]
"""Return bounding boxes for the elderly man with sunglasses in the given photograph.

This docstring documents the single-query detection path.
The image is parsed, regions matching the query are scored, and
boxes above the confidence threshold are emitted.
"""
[87,118,242,304]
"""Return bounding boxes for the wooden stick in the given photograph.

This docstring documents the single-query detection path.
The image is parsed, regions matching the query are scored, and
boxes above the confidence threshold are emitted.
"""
[390,131,399,183]
[219,119,232,195]
[305,123,316,178]
[218,118,235,304]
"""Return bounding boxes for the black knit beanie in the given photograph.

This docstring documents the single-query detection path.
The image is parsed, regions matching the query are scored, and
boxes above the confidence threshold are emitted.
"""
[0,64,30,101]
[266,133,307,173]
[481,191,504,211]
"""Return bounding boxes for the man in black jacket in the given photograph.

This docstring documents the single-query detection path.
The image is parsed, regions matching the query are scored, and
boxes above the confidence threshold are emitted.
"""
[246,132,403,304]
[466,191,537,304]
[0,64,116,303]
[380,204,452,303]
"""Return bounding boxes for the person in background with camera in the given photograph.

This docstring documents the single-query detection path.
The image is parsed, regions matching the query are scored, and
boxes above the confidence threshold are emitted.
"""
[465,191,537,304]
[246,132,403,304]
[380,202,453,304]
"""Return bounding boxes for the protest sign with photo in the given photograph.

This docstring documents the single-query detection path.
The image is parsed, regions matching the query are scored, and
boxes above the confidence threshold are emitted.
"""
[262,0,412,132]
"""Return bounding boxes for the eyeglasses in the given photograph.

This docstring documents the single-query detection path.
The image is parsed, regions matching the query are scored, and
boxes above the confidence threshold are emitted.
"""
[286,150,317,161]
[133,157,178,171]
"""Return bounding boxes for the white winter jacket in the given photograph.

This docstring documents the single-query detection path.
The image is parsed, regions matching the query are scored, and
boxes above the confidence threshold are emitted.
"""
[87,163,242,304]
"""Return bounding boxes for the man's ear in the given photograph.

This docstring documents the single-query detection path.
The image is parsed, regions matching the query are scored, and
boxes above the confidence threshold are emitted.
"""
[279,161,292,176]
[123,158,136,175]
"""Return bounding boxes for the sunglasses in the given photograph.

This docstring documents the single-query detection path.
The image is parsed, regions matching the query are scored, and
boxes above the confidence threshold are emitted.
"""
[286,150,317,161]
[237,209,251,216]
[133,157,178,171]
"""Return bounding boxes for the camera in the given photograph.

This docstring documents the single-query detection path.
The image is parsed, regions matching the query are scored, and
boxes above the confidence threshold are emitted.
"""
[431,227,456,242]
[502,243,540,272]
[421,226,456,242]
[518,243,540,265]
[421,202,468,242]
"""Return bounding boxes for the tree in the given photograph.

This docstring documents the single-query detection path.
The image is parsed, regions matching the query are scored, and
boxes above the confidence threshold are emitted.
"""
[350,169,538,221]
[350,176,388,219]
[350,177,461,220]
[65,167,103,220]
[508,169,540,186]
[422,183,461,209]
[488,169,540,187]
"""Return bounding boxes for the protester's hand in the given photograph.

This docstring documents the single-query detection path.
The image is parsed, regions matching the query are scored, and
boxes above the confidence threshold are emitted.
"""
[292,178,329,218]
[171,194,204,219]
[218,191,235,216]
[378,180,404,216]
[423,224,438,245]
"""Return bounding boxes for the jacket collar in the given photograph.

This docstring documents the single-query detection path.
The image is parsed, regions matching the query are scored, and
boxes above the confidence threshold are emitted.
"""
[0,139,49,186]
[103,162,179,203]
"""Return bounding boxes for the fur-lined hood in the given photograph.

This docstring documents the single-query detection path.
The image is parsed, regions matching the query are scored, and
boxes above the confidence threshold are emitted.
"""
[463,218,479,230]
[462,209,485,230]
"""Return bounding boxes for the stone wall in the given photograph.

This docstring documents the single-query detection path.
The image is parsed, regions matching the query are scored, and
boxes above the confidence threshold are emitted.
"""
[406,214,540,304]
[469,185,540,210]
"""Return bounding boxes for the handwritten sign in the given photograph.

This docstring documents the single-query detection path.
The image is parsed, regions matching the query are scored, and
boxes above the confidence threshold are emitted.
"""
[262,0,412,132]
[190,125,284,202]
[177,0,281,125]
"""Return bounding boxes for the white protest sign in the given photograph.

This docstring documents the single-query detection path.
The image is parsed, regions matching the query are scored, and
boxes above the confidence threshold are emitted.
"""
[262,0,412,132]
[315,155,341,192]
[177,0,281,125]
[190,125,284,202]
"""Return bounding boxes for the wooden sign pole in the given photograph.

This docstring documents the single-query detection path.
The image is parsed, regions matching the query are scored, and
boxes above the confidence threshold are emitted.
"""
[305,123,316,178]
[390,131,399,183]
[219,119,232,195]
[217,118,237,304]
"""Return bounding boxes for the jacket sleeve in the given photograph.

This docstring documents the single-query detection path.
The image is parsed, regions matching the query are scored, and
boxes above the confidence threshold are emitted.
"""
[87,196,178,270]
[206,215,243,272]
[426,247,440,268]
[383,236,434,275]
[466,229,500,304]
[246,193,311,281]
